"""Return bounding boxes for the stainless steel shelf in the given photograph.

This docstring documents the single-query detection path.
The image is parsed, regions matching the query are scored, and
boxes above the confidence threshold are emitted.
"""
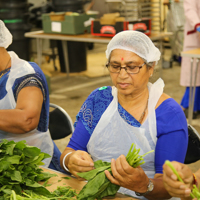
[106,0,162,32]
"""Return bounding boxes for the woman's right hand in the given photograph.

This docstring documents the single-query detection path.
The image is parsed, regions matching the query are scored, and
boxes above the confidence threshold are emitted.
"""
[63,149,94,179]
[163,161,194,199]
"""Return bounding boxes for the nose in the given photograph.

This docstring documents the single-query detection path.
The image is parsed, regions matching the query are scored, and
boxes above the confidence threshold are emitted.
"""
[118,67,129,78]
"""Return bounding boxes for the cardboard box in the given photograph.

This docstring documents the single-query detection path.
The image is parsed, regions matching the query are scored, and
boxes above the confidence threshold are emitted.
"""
[42,12,97,35]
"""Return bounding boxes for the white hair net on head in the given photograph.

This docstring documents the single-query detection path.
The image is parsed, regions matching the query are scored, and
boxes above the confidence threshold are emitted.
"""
[0,20,12,49]
[105,30,161,64]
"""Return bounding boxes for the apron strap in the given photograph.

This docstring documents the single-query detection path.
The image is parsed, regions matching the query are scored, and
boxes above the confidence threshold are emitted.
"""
[148,78,165,145]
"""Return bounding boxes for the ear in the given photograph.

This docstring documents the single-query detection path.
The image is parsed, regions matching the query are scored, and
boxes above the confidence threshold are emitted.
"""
[149,62,155,77]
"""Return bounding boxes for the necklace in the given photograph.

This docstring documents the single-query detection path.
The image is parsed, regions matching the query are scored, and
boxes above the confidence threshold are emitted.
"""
[138,97,149,123]
[0,57,11,79]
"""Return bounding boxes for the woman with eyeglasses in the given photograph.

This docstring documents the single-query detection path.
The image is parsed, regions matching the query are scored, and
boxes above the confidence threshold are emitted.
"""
[61,30,188,199]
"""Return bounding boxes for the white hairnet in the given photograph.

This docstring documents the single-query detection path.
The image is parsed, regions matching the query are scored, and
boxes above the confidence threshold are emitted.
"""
[105,30,161,64]
[0,20,12,49]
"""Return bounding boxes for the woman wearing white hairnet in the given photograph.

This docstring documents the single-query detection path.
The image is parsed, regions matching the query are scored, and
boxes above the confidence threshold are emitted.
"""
[0,20,65,173]
[61,30,188,199]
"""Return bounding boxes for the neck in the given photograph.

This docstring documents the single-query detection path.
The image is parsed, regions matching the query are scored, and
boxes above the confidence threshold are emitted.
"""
[118,87,149,109]
[0,47,10,72]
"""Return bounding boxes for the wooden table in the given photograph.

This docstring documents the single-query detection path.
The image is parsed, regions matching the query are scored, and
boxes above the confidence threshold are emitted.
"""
[181,48,200,124]
[25,30,173,76]
[42,167,138,199]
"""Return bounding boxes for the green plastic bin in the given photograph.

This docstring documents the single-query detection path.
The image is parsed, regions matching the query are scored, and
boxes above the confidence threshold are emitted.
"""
[42,12,97,35]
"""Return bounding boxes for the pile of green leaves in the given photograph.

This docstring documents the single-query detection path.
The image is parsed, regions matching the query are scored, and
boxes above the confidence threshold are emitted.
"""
[77,143,154,200]
[0,139,57,200]
[10,186,77,200]
[165,160,200,199]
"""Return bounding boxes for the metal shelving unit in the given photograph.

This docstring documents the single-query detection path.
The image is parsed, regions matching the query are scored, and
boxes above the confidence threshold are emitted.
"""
[105,0,162,32]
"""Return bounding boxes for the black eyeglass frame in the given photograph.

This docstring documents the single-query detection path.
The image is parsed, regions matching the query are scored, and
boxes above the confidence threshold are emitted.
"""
[105,62,146,74]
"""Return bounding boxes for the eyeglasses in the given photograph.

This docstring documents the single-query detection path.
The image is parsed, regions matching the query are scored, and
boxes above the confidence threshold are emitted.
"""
[106,62,146,74]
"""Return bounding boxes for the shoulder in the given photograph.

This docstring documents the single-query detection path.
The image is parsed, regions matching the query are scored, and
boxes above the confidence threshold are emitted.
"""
[157,94,184,116]
[156,97,188,136]
[28,62,46,79]
[75,86,113,134]
[155,93,171,109]
[86,86,113,103]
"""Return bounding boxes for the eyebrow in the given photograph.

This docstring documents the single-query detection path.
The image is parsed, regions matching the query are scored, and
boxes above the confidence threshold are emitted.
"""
[110,61,140,65]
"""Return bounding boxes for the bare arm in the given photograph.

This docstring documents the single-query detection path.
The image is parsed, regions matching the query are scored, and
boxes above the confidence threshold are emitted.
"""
[0,86,43,133]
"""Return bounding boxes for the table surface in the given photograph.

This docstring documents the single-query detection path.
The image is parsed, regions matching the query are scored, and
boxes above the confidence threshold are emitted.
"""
[42,167,138,200]
[181,48,200,58]
[25,30,173,43]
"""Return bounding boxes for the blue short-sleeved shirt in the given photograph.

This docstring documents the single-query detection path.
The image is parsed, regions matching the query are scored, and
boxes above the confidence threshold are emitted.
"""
[67,86,188,174]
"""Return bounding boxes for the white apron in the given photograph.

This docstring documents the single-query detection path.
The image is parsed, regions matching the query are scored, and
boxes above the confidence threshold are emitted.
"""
[87,78,179,200]
[0,51,53,167]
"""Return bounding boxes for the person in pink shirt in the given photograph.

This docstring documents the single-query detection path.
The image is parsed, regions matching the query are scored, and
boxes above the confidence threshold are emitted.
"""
[180,0,200,119]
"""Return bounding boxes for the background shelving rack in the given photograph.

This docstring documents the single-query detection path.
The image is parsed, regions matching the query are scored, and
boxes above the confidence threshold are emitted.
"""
[105,0,162,33]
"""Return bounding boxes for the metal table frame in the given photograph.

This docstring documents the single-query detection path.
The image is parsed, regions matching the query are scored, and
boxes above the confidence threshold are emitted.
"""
[181,48,200,124]
[25,30,173,76]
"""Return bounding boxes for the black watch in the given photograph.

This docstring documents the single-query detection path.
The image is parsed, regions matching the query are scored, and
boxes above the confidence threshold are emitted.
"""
[135,179,154,196]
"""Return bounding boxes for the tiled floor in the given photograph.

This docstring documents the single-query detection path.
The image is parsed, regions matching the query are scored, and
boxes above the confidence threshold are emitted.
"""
[40,43,200,173]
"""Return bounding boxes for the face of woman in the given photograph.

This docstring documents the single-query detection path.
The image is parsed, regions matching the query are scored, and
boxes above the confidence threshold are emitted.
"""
[108,49,153,96]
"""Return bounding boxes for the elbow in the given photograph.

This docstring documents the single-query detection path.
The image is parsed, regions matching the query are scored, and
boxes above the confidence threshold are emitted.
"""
[20,115,39,133]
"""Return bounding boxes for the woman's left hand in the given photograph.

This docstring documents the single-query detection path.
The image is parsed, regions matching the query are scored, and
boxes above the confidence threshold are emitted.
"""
[104,155,149,193]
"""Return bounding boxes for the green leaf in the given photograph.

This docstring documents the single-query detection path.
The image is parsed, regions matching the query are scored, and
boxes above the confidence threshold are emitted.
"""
[94,160,111,168]
[0,161,10,172]
[25,179,43,188]
[77,171,107,199]
[2,189,12,195]
[5,155,21,164]
[15,140,26,150]
[30,153,44,165]
[23,146,41,158]
[77,165,110,180]
[43,153,51,159]
[5,144,16,156]
[61,177,71,180]
[10,171,22,182]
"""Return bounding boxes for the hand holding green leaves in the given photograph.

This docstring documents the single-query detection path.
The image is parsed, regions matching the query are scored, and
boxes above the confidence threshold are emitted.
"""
[163,160,200,200]
[77,143,154,200]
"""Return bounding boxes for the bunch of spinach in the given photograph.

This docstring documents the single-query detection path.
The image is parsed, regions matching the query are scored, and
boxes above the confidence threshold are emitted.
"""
[165,160,200,199]
[10,186,77,200]
[77,143,153,200]
[0,139,57,200]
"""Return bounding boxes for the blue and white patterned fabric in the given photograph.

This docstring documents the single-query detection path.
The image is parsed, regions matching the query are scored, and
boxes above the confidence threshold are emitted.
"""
[74,86,140,135]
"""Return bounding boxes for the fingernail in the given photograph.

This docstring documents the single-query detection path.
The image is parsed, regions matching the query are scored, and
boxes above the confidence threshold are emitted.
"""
[185,189,191,194]
[171,174,177,180]
[180,185,185,189]
[90,163,94,166]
